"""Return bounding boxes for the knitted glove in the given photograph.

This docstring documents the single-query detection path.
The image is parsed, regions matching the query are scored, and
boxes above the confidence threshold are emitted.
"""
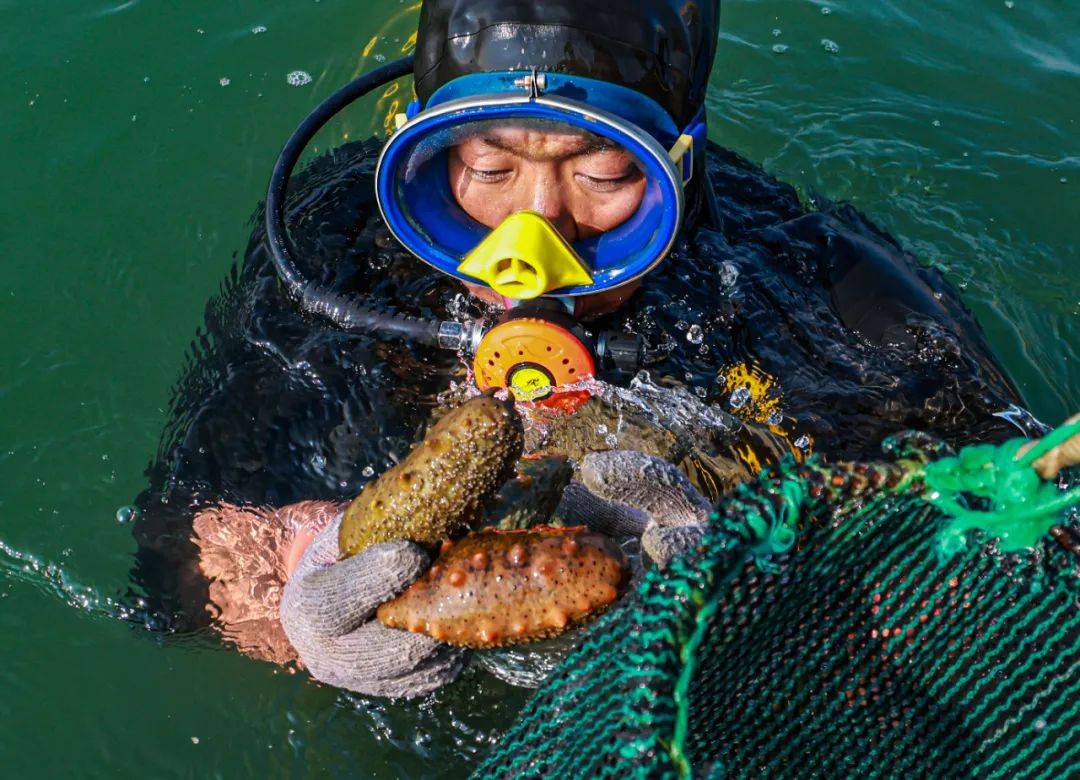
[559,450,713,568]
[280,512,467,699]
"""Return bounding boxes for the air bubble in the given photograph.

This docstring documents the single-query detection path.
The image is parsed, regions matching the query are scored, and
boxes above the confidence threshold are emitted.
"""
[675,320,688,331]
[687,324,704,344]
[768,411,784,426]
[794,435,811,449]
[821,39,840,54]
[251,25,267,34]
[219,77,231,87]
[772,44,790,54]
[286,70,312,87]
[362,465,375,478]
[729,386,751,410]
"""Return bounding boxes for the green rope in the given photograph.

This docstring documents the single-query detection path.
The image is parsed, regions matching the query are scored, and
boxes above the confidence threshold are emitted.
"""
[924,419,1080,556]
[670,589,722,777]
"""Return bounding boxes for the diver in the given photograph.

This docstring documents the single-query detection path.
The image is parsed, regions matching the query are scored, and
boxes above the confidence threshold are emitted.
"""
[131,0,1041,697]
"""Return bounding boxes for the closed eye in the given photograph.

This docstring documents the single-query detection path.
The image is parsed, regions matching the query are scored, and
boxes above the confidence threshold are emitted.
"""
[576,169,643,192]
[465,165,512,183]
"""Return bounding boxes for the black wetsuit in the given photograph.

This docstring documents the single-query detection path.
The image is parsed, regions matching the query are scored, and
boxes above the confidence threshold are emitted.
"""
[131,139,1024,626]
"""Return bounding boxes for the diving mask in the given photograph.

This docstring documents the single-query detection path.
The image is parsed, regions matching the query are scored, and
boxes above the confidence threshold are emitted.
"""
[375,70,706,299]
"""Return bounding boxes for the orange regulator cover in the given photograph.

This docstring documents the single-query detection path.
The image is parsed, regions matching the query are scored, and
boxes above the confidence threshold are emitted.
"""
[472,318,595,409]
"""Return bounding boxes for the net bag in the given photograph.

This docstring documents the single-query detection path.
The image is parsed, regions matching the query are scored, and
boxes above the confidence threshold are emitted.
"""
[475,426,1080,778]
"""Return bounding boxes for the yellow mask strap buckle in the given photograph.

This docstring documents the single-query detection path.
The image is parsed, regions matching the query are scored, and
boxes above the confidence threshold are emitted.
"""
[668,133,695,184]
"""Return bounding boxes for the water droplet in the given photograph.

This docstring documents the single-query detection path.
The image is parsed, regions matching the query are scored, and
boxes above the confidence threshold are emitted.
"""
[286,70,312,87]
[686,324,704,344]
[821,39,840,54]
[361,465,375,478]
[251,25,267,34]
[115,506,137,524]
[772,44,790,54]
[794,435,811,449]
[729,386,751,410]
[720,262,739,287]
[219,77,230,87]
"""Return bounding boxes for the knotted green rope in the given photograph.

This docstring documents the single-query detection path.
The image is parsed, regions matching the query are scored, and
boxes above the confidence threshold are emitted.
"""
[924,419,1080,556]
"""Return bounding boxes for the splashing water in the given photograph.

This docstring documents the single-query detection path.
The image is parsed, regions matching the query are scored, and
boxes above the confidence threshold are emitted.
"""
[595,372,740,441]
[0,538,166,629]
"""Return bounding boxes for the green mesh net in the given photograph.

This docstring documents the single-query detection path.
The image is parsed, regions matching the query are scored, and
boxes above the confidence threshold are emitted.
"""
[475,427,1080,778]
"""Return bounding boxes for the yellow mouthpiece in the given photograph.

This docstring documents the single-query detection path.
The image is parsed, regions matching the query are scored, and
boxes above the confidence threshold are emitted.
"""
[456,211,593,299]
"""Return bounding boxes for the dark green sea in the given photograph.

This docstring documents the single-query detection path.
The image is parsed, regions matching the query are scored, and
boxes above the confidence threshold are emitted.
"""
[1,0,1076,776]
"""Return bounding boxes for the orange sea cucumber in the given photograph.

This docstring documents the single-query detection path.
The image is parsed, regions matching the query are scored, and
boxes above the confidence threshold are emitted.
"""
[377,526,628,648]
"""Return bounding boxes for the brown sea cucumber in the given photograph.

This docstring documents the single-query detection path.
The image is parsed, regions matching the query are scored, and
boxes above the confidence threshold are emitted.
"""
[338,395,524,556]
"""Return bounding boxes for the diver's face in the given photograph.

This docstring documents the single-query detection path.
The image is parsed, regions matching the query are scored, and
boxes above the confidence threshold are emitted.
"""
[448,126,646,241]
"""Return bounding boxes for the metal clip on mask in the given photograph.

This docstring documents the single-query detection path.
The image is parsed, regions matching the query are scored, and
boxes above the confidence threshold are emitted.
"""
[265,58,702,407]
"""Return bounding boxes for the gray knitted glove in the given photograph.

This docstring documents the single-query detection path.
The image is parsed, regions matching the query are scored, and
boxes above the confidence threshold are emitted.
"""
[280,513,467,699]
[559,450,712,569]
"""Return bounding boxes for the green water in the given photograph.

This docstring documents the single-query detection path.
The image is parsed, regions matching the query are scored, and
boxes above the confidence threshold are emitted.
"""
[0,0,1075,776]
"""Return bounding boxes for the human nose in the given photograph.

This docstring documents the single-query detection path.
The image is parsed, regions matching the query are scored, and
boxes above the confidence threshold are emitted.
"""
[522,168,578,242]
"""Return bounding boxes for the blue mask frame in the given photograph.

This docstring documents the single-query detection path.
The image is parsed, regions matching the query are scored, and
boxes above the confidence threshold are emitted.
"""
[376,71,706,296]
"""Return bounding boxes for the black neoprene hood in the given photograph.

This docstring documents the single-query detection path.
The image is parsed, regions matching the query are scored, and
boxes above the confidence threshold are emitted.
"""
[413,0,721,128]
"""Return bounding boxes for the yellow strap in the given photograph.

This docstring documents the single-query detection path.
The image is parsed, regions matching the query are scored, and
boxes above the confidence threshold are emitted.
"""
[668,133,694,165]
